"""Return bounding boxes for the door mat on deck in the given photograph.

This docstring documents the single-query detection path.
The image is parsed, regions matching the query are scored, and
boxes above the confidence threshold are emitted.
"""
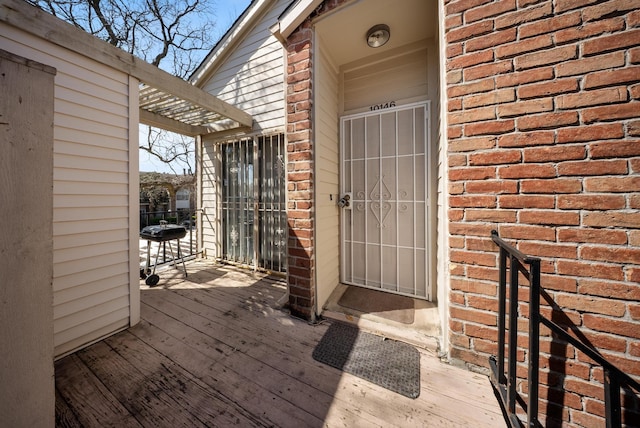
[312,322,420,398]
[338,286,415,324]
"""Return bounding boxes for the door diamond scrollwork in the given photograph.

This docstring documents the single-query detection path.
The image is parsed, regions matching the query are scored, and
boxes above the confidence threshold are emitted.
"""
[370,175,391,200]
[371,202,392,228]
[370,175,392,228]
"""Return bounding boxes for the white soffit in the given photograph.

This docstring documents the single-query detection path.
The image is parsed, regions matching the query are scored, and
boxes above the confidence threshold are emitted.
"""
[314,0,434,67]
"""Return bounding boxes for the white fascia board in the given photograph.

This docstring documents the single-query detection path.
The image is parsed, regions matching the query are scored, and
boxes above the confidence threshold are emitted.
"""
[275,0,323,41]
[190,0,276,86]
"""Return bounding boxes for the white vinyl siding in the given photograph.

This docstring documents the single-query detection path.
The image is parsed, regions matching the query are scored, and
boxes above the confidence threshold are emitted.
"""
[0,24,132,357]
[199,0,289,258]
[201,142,221,258]
[342,42,429,113]
[315,42,341,311]
[199,0,289,131]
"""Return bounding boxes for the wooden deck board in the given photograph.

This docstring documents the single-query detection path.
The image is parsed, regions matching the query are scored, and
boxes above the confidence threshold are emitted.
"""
[55,388,83,428]
[140,290,380,426]
[102,331,269,427]
[55,354,143,428]
[55,261,506,427]
[142,287,424,425]
[129,318,321,428]
[138,302,326,427]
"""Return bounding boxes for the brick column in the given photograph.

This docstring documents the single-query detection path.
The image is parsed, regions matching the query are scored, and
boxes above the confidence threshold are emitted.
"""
[282,0,357,320]
[286,23,315,320]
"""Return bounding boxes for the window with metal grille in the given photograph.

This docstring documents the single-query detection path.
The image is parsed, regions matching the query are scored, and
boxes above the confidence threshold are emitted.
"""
[220,134,287,272]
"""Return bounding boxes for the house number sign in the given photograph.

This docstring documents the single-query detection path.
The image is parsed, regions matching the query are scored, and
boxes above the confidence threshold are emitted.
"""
[369,101,396,111]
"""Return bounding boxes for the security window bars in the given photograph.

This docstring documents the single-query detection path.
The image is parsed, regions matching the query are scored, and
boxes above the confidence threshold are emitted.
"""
[220,134,287,272]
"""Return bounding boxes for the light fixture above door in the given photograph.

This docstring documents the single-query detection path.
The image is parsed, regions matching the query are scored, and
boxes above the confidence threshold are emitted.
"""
[366,24,390,48]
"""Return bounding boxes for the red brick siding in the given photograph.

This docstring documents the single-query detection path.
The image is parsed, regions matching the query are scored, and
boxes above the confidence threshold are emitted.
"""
[286,22,316,320]
[284,0,350,320]
[445,0,640,425]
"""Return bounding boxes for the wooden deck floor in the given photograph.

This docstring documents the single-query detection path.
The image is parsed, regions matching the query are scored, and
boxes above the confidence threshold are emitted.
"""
[55,261,506,427]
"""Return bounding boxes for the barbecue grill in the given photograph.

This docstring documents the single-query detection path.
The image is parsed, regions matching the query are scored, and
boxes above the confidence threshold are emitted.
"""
[140,221,188,286]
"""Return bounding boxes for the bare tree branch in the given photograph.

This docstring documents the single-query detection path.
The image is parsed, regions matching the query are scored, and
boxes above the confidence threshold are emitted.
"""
[27,0,217,171]
[87,0,119,45]
[140,127,194,174]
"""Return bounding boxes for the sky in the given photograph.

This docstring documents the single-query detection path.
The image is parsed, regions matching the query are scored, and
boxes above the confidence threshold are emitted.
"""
[139,0,252,174]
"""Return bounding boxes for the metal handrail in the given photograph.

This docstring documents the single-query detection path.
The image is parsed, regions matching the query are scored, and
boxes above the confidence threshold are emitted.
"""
[489,230,640,428]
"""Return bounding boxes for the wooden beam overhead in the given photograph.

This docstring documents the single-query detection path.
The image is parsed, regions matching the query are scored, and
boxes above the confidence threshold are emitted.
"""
[0,0,253,132]
[139,109,211,137]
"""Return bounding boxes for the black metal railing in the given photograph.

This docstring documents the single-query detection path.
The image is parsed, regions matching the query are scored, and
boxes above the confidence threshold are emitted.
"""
[490,230,640,428]
[139,209,197,266]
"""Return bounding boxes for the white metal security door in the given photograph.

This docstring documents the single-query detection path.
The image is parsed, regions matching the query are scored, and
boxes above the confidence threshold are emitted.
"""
[340,102,431,299]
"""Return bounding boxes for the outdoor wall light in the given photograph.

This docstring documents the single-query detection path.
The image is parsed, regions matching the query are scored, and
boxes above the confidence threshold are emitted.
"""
[366,24,390,48]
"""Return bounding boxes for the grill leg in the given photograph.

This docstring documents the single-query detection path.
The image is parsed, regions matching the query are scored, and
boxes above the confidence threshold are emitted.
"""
[167,240,188,278]
[152,241,162,275]
[177,239,187,278]
[145,240,151,273]
[168,241,176,270]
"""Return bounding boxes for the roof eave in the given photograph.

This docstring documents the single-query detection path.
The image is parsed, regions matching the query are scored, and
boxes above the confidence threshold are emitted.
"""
[272,0,323,41]
[189,0,279,87]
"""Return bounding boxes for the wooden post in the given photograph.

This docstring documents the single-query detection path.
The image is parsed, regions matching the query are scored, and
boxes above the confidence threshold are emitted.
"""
[0,48,56,427]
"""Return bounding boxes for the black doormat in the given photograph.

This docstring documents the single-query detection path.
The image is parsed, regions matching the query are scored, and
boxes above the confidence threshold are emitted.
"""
[312,322,420,398]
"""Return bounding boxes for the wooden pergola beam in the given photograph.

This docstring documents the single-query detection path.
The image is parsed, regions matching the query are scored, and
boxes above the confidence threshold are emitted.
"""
[0,0,253,130]
[139,109,211,137]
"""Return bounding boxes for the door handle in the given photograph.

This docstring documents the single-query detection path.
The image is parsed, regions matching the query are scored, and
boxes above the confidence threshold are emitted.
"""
[338,193,351,209]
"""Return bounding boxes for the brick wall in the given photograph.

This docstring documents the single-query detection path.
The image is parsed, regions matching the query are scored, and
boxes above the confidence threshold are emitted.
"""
[445,0,640,425]
[284,0,350,320]
[286,22,316,320]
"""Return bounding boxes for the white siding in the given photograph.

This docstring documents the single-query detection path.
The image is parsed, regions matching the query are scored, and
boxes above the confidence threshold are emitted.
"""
[427,38,441,304]
[201,141,221,258]
[199,0,289,132]
[0,24,132,357]
[342,42,429,113]
[315,42,341,311]
[200,0,289,258]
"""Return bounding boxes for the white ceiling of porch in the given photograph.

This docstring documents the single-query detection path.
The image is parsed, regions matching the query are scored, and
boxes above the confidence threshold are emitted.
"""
[315,0,437,67]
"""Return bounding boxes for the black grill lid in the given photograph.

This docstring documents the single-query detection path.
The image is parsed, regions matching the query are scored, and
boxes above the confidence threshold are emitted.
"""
[140,224,187,241]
